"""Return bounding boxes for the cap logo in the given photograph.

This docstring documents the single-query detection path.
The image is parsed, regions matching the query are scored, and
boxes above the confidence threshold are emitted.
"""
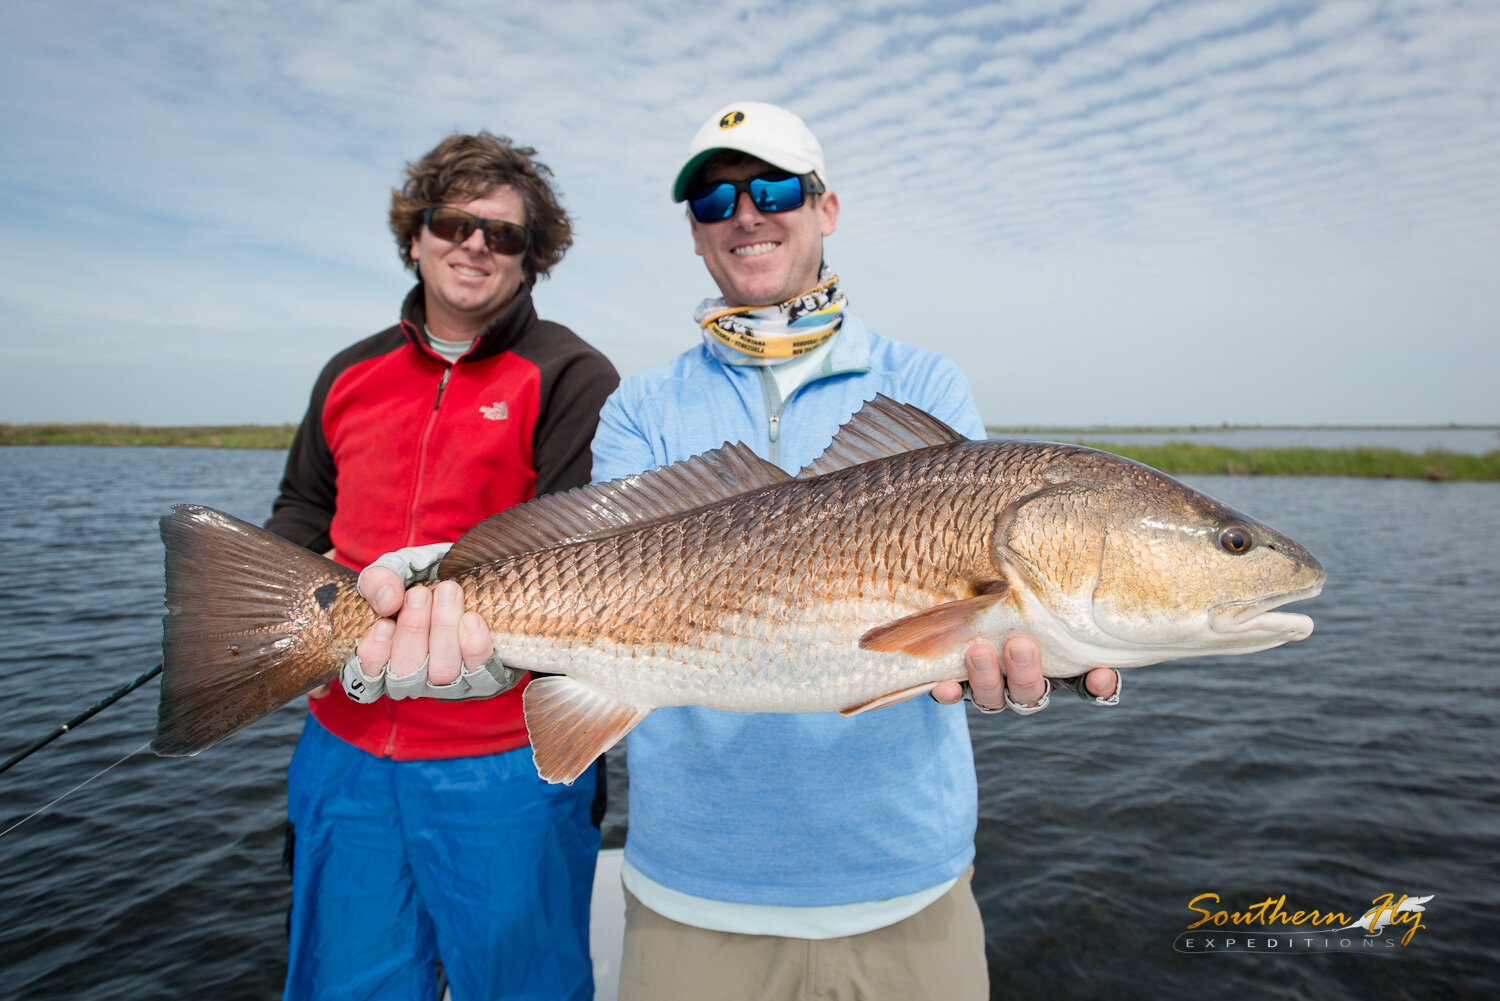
[718,110,746,130]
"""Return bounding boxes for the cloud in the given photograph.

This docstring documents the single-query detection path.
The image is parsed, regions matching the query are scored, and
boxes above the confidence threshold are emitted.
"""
[1,0,1496,426]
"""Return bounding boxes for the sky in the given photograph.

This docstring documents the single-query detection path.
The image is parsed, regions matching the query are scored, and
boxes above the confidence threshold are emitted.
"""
[1,0,1496,428]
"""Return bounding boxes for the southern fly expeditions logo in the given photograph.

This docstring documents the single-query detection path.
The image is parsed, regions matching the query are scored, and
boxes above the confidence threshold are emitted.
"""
[1174,892,1435,955]
[719,110,746,129]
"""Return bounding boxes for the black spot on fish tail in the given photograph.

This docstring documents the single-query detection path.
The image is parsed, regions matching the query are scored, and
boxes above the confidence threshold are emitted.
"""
[314,583,339,610]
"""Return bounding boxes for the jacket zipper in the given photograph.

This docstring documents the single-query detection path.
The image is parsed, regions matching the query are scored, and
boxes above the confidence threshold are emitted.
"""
[756,370,783,467]
[385,364,452,755]
[756,354,863,470]
[408,366,451,542]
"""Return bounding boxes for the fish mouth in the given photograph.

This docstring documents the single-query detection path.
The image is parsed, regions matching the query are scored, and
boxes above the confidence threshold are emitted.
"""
[1209,580,1325,638]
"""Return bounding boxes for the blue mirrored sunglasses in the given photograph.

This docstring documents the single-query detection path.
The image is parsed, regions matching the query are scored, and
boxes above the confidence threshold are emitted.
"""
[686,172,824,223]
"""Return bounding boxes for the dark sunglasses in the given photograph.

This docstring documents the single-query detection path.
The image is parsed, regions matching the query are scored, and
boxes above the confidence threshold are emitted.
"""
[422,206,531,255]
[686,172,824,223]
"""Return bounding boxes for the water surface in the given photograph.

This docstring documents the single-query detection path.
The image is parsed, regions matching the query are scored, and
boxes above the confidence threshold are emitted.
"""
[0,448,1494,999]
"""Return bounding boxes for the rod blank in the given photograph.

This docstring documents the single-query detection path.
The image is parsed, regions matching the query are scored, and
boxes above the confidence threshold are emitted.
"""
[0,663,162,775]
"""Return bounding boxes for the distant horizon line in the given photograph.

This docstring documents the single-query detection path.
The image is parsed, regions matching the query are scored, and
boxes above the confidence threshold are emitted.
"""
[992,423,1500,433]
[1,421,1497,433]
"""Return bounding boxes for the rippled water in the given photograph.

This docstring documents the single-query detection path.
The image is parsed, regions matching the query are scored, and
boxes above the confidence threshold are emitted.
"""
[970,475,1500,999]
[0,448,1496,1000]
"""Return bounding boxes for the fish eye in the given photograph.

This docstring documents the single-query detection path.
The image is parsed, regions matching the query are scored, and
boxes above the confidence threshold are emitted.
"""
[1219,525,1253,555]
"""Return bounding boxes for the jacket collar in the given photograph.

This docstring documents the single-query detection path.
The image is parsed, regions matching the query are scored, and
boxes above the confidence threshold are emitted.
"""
[824,312,873,375]
[397,283,539,363]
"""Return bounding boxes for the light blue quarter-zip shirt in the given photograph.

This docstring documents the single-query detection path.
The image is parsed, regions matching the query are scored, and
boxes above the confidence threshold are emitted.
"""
[591,312,987,908]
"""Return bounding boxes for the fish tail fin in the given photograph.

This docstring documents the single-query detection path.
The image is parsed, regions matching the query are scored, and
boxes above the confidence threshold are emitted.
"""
[153,505,372,757]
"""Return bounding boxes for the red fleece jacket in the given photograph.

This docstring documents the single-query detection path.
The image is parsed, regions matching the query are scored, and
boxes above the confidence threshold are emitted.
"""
[266,284,618,759]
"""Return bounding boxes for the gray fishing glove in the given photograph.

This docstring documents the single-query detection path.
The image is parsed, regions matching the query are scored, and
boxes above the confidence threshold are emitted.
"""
[1050,671,1122,707]
[364,541,453,586]
[340,542,523,703]
[342,654,519,703]
[964,671,1122,714]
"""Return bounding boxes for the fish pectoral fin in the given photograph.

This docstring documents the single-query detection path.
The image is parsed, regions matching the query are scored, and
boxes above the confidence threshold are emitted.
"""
[857,587,1009,658]
[839,682,944,717]
[521,676,652,785]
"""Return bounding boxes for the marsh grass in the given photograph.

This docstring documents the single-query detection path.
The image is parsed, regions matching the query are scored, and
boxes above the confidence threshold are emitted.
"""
[0,424,296,449]
[1069,441,1500,481]
[4,425,1497,479]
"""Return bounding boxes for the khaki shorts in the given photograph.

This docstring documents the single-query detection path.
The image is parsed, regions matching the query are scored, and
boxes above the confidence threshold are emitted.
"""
[618,867,988,1001]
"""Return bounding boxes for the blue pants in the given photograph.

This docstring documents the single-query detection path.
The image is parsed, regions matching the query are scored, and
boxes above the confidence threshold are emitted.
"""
[283,717,600,1001]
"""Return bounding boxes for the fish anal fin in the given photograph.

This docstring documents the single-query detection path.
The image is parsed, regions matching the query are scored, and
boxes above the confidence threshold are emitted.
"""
[839,682,945,717]
[857,586,1009,658]
[521,675,652,785]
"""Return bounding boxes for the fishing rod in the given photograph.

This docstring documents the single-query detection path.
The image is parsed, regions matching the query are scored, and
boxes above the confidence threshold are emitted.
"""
[0,663,162,775]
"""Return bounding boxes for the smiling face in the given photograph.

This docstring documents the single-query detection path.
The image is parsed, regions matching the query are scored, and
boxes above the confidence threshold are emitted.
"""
[689,157,839,308]
[410,185,528,340]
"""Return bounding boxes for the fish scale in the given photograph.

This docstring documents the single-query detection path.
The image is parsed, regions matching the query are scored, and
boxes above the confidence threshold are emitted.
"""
[449,443,1175,704]
[152,396,1324,784]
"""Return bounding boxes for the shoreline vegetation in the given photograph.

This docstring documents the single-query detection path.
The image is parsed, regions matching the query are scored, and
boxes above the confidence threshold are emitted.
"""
[1,424,298,450]
[3,423,1498,481]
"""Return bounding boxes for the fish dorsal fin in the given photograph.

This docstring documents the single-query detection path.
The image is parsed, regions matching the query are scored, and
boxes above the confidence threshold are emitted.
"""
[440,441,790,575]
[796,394,968,479]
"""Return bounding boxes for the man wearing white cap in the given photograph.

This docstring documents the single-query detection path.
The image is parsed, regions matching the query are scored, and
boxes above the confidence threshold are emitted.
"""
[588,101,1120,1000]
[352,101,1119,999]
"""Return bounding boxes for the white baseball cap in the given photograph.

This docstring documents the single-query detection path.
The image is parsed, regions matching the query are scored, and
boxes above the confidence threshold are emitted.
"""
[672,101,829,202]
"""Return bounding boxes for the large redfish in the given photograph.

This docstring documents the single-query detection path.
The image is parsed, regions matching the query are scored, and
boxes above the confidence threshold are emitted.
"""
[153,397,1325,783]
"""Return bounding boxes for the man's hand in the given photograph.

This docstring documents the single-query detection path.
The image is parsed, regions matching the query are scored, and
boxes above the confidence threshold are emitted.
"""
[307,563,496,701]
[930,637,1119,712]
[353,578,495,687]
[359,563,407,618]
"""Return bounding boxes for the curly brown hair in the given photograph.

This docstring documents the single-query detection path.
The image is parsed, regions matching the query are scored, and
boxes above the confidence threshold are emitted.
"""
[388,132,573,287]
